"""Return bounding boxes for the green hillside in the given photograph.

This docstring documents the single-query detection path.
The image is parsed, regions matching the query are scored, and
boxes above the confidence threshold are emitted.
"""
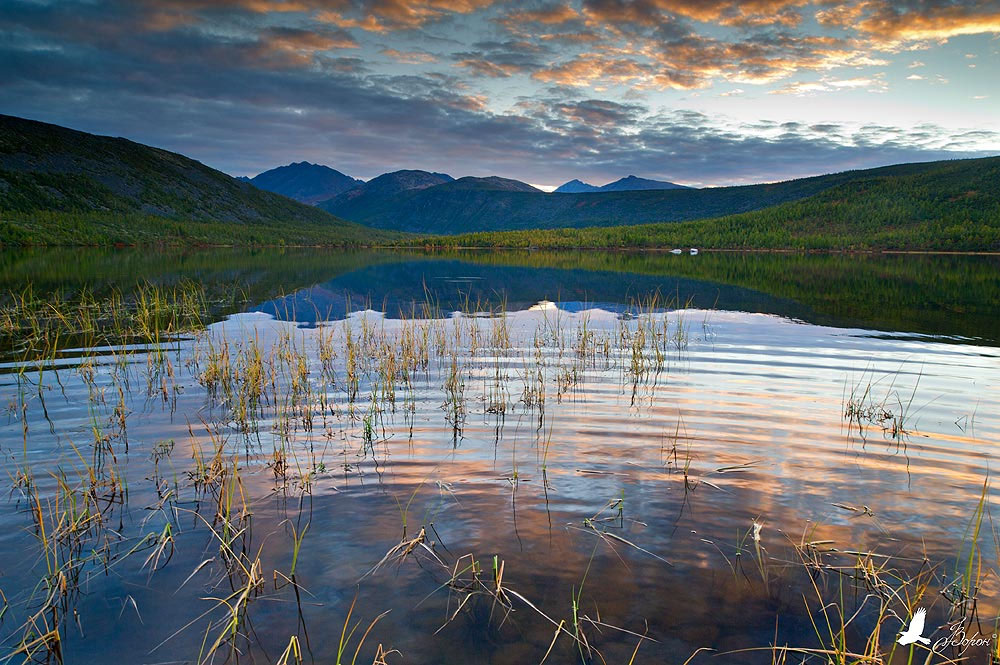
[321,158,982,235]
[419,156,1000,251]
[1,115,998,251]
[0,114,395,246]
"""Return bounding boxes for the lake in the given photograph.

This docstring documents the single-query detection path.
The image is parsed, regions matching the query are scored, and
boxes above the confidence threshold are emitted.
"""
[1,248,998,664]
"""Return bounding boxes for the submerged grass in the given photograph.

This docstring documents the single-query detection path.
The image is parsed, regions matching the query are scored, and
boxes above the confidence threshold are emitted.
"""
[0,282,995,664]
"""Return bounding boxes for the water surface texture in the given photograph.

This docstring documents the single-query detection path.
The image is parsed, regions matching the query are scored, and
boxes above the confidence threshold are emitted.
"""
[1,249,998,664]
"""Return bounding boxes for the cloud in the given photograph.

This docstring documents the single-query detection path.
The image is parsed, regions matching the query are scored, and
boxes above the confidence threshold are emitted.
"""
[502,3,580,26]
[577,0,810,29]
[528,28,890,92]
[453,39,550,77]
[849,0,1000,46]
[456,58,523,77]
[316,0,496,32]
[0,0,997,189]
[381,48,437,63]
[513,1,1000,94]
[257,25,359,59]
[550,99,647,126]
[532,54,661,87]
[771,74,887,95]
[130,0,501,33]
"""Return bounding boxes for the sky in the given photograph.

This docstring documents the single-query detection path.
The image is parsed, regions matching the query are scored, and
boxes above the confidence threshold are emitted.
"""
[1,0,999,188]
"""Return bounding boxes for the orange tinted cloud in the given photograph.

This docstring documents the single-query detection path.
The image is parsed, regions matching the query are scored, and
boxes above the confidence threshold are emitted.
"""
[532,54,655,87]
[263,26,357,52]
[317,0,495,32]
[382,48,437,63]
[580,0,809,29]
[530,51,708,90]
[457,59,525,77]
[505,3,580,25]
[539,30,602,44]
[854,1,1000,44]
[139,0,313,29]
[244,27,359,68]
[816,1,1000,45]
[142,0,497,33]
[120,0,1000,95]
[655,0,809,26]
[531,28,888,91]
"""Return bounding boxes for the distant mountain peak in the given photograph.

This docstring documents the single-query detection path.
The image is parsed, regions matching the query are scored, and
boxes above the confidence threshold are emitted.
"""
[321,169,454,206]
[438,176,540,193]
[249,161,362,205]
[554,175,689,193]
[358,169,454,194]
[554,179,600,193]
[599,175,690,191]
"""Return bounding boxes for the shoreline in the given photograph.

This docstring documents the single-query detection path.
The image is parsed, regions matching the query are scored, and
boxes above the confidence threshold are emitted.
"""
[2,242,999,256]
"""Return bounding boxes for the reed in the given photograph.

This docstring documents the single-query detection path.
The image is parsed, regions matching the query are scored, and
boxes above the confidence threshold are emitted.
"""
[4,283,993,665]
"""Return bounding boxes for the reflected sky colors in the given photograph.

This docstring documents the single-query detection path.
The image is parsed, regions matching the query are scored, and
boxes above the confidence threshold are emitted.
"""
[2,279,997,662]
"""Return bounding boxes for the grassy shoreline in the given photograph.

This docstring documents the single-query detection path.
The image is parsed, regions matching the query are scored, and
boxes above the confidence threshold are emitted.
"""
[5,242,1000,255]
[4,207,998,252]
[5,235,998,255]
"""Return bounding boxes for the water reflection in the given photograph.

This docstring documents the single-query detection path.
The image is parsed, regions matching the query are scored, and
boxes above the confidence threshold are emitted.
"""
[0,251,998,663]
[3,247,998,342]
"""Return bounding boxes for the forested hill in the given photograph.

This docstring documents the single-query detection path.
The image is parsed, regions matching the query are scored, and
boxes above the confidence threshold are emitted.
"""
[320,157,986,235]
[419,156,1000,252]
[1,114,997,250]
[0,114,389,245]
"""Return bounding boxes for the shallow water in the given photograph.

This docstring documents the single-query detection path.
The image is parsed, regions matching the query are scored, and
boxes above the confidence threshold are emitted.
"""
[1,249,998,664]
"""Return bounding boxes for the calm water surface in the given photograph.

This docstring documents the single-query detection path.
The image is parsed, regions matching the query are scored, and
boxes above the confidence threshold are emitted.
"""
[0,248,998,664]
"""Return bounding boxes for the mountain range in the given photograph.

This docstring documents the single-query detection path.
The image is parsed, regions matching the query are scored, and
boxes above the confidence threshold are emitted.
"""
[430,154,1000,252]
[244,160,688,204]
[0,114,997,250]
[316,160,980,235]
[554,175,690,193]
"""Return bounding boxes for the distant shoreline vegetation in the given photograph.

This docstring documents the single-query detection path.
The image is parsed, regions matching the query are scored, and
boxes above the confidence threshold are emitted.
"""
[417,160,1000,253]
[3,198,998,252]
[2,114,998,252]
[0,210,397,247]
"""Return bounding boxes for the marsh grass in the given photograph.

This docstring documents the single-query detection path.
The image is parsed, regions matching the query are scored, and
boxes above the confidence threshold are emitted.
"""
[843,363,927,442]
[1,283,995,665]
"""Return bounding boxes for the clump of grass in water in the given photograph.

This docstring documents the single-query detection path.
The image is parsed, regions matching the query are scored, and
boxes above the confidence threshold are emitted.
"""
[442,351,466,443]
[942,477,989,618]
[843,364,924,441]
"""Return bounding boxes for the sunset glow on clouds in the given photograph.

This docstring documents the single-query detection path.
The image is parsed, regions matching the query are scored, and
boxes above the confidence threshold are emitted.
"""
[2,0,998,186]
